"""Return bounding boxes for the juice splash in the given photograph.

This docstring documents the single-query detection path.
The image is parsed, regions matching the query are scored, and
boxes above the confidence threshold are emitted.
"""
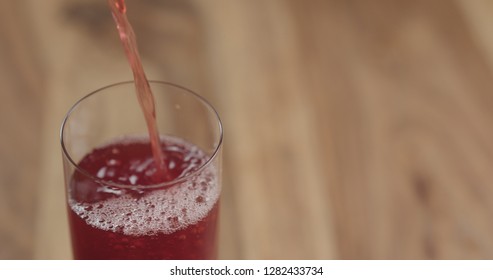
[107,0,167,180]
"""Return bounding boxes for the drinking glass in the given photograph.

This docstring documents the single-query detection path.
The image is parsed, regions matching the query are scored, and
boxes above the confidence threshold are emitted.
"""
[60,81,223,259]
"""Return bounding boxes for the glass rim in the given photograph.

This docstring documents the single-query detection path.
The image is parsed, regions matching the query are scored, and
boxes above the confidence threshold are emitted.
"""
[60,80,223,189]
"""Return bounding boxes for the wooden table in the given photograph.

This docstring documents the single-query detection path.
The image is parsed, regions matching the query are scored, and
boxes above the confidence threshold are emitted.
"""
[2,0,493,259]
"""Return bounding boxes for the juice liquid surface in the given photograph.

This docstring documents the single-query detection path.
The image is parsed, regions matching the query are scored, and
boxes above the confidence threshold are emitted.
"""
[68,136,220,259]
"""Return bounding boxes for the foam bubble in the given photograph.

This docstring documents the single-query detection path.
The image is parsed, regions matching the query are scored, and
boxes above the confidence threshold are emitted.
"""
[70,165,220,236]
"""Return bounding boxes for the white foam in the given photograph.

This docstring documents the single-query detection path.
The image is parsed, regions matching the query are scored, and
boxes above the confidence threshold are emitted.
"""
[96,167,107,178]
[70,165,220,236]
[129,175,138,185]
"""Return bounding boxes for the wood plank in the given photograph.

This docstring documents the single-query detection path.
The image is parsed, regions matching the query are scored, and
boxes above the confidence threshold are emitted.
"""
[0,0,45,259]
[289,0,493,258]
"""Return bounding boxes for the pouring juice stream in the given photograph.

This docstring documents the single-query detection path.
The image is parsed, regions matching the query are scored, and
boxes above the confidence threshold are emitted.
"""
[107,0,168,180]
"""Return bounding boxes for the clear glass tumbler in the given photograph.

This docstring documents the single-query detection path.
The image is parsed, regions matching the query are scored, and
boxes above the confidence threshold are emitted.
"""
[60,81,223,259]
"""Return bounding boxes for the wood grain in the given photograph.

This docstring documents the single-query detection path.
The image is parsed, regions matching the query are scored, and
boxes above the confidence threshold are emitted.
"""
[2,0,493,259]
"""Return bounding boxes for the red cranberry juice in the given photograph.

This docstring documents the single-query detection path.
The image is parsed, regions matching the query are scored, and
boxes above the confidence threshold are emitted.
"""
[67,136,220,259]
